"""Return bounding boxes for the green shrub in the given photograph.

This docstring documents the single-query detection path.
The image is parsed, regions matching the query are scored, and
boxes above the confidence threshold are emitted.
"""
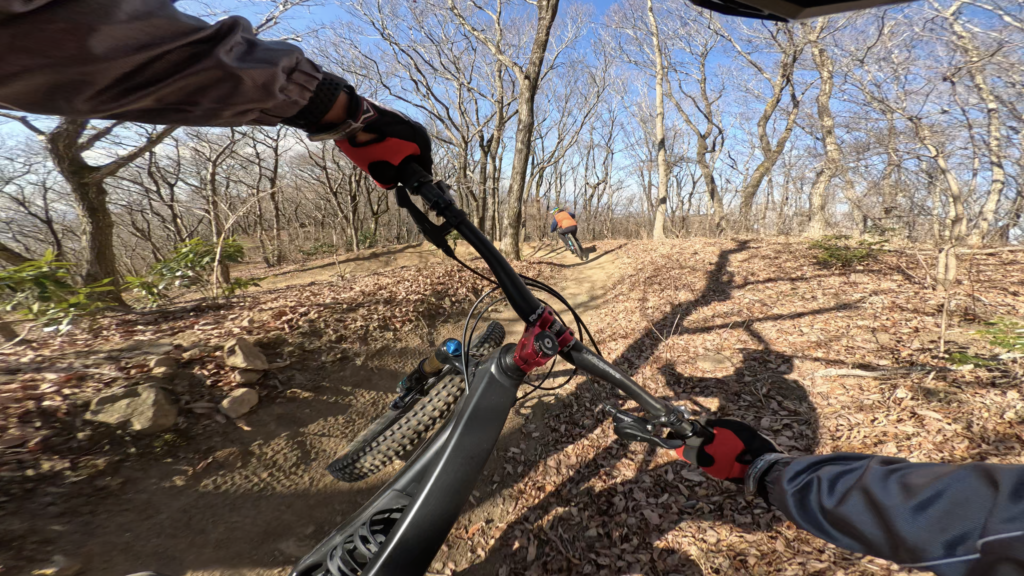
[358,230,377,249]
[809,235,885,269]
[152,237,245,288]
[125,237,254,304]
[0,250,112,333]
[975,317,1024,353]
[299,242,337,258]
[947,352,999,367]
[865,224,901,238]
[123,275,165,306]
[223,277,263,297]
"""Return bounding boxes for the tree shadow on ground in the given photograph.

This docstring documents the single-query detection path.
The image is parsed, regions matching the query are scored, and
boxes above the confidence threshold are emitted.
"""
[532,244,624,269]
[259,243,423,279]
[454,240,837,575]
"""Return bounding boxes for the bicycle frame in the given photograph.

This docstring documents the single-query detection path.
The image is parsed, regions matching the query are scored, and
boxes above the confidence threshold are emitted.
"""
[291,161,711,576]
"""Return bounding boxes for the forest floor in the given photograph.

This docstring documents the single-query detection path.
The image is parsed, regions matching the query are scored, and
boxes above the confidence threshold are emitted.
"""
[2,237,1023,576]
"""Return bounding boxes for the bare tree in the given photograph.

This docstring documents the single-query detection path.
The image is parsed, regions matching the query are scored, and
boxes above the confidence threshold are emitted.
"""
[932,0,1008,243]
[646,0,671,239]
[448,0,568,260]
[717,22,806,231]
[0,114,177,303]
[663,8,727,234]
[802,18,843,237]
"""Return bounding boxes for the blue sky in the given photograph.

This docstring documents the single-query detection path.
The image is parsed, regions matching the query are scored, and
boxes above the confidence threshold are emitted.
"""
[0,0,624,138]
[207,0,620,38]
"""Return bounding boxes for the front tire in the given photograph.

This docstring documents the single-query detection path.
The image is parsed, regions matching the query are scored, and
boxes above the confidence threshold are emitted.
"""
[326,321,505,483]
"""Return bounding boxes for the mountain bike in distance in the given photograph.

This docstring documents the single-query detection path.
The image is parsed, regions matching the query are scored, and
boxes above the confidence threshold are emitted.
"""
[291,161,714,576]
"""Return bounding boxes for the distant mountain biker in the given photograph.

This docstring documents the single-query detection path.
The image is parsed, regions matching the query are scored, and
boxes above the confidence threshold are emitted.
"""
[550,208,582,255]
[3,1,1022,575]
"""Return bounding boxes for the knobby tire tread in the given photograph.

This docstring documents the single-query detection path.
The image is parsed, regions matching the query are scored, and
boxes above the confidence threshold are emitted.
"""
[327,322,505,483]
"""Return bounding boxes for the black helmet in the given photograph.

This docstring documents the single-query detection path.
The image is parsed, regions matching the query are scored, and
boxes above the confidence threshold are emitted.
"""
[688,0,915,22]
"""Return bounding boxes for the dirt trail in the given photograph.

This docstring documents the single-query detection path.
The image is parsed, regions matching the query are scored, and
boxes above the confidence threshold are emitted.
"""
[8,239,1024,576]
[3,239,627,576]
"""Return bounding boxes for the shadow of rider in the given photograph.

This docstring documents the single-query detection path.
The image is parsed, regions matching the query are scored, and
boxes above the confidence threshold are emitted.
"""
[455,241,823,575]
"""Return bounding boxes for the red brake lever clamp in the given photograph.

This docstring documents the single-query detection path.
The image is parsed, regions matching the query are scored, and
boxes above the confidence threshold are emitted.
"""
[513,307,574,373]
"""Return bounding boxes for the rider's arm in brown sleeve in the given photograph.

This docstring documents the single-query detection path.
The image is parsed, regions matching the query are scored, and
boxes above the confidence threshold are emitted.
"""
[0,0,343,127]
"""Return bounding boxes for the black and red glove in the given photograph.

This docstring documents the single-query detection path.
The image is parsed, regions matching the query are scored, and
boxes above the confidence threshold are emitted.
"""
[676,419,781,483]
[333,96,432,189]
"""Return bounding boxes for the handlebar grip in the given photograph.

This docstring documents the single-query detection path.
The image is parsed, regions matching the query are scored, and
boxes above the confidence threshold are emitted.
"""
[396,159,432,189]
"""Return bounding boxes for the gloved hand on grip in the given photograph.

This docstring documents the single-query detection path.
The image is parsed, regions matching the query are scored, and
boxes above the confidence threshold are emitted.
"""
[675,419,781,484]
[330,95,433,189]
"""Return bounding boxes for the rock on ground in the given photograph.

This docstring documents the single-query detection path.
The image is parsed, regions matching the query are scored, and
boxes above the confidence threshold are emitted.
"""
[181,347,213,361]
[220,388,259,418]
[85,384,178,434]
[149,356,178,370]
[234,369,264,384]
[0,427,35,448]
[30,555,82,576]
[223,337,268,370]
[694,353,733,370]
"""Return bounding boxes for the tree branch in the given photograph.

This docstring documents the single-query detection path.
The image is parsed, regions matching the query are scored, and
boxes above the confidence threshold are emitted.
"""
[0,111,45,136]
[77,121,126,154]
[94,125,179,180]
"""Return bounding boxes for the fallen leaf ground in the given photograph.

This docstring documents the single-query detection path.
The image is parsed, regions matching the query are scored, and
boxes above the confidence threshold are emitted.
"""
[1,238,1021,576]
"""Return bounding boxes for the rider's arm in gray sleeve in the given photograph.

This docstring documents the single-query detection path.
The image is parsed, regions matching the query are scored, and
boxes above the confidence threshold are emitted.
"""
[0,0,323,126]
[758,453,1024,576]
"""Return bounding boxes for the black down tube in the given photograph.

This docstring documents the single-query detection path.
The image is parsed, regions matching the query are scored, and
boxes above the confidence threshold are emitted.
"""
[363,345,526,575]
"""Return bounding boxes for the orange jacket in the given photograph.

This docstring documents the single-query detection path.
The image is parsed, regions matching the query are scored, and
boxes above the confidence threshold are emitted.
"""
[554,210,577,229]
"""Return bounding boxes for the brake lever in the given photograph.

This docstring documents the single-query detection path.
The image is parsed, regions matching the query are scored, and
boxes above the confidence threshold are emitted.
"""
[604,406,684,450]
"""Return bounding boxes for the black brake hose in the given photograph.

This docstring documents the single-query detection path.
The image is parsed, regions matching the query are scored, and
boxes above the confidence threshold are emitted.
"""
[448,253,598,356]
[461,285,502,390]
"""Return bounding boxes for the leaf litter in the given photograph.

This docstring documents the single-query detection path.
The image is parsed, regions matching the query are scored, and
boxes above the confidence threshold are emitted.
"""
[1,238,1022,576]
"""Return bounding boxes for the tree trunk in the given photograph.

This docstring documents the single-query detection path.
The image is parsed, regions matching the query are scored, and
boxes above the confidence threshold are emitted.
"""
[269,185,282,267]
[46,119,128,305]
[205,165,231,291]
[498,0,560,261]
[804,23,841,238]
[477,134,493,234]
[0,320,19,342]
[501,90,537,259]
[265,132,283,266]
[696,159,725,235]
[943,8,1006,244]
[998,187,1024,243]
[648,0,670,240]
[878,110,901,230]
[738,87,800,231]
[256,196,272,267]
[936,246,958,292]
[726,27,803,232]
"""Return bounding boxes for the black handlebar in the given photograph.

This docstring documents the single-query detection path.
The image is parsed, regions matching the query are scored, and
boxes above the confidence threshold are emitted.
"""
[396,161,544,323]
